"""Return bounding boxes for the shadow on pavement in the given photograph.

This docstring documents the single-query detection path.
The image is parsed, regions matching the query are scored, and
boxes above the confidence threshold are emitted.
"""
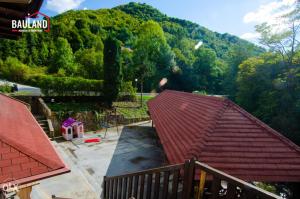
[105,122,166,177]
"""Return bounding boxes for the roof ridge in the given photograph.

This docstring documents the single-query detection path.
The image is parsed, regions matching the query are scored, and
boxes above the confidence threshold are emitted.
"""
[186,99,230,159]
[229,101,300,153]
[163,90,226,102]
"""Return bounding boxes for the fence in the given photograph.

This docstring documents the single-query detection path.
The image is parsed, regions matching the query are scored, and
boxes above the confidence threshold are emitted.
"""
[103,159,282,199]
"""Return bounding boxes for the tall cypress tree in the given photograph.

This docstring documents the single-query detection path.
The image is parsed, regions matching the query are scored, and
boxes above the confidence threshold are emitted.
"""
[103,36,122,107]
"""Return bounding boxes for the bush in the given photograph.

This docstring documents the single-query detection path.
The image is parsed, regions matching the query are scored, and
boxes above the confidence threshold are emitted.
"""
[0,57,30,82]
[0,84,12,93]
[25,75,103,95]
[118,81,137,101]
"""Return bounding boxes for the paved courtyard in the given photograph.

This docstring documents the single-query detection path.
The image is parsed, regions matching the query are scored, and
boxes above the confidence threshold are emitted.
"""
[31,121,165,199]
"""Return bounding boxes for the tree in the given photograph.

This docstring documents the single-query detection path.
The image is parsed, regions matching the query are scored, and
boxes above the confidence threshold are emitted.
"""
[235,52,300,145]
[75,46,103,79]
[255,1,300,64]
[192,47,226,93]
[103,36,122,107]
[133,20,175,93]
[0,57,30,82]
[223,45,257,98]
[49,37,76,74]
[236,56,266,112]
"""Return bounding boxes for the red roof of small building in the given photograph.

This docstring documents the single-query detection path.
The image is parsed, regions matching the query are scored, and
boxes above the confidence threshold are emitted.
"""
[148,90,300,182]
[0,94,69,186]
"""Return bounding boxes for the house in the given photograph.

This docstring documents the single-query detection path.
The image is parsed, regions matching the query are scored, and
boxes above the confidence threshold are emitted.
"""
[147,90,300,182]
[0,94,69,198]
[61,118,84,141]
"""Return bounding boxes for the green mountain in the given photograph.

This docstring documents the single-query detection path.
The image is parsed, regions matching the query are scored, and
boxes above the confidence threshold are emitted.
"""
[0,2,264,93]
[115,3,264,57]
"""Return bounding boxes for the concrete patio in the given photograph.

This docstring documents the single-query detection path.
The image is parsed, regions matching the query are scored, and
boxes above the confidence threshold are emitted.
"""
[31,121,165,199]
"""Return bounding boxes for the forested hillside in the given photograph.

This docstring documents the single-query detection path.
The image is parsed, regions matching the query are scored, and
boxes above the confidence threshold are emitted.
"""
[0,2,262,94]
[1,2,300,146]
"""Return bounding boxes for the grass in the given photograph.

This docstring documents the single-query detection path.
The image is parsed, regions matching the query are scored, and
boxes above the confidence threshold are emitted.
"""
[114,96,153,119]
[46,95,154,119]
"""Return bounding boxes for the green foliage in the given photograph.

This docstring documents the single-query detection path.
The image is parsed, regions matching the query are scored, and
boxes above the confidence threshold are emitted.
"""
[256,183,277,194]
[223,45,259,99]
[47,102,99,112]
[114,96,153,119]
[236,52,300,145]
[193,47,226,92]
[103,36,122,106]
[25,75,103,95]
[0,84,12,93]
[0,57,30,82]
[49,37,76,74]
[0,2,262,94]
[133,20,175,91]
[75,47,103,79]
[119,81,137,101]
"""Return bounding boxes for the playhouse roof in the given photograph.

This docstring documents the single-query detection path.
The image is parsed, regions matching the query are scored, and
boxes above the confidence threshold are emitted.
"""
[62,117,82,127]
[0,94,69,186]
[62,118,76,127]
[148,90,300,182]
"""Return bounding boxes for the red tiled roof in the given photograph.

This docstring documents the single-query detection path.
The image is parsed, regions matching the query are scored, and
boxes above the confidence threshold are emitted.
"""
[148,90,300,182]
[0,94,69,186]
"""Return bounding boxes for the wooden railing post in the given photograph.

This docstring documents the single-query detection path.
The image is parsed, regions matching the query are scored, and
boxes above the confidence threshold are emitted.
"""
[211,177,221,199]
[153,172,160,199]
[226,183,236,199]
[128,176,133,198]
[146,174,152,199]
[103,177,107,199]
[182,159,195,199]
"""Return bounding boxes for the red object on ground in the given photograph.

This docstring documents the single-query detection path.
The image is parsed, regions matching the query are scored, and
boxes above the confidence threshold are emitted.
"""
[84,138,101,143]
[0,94,69,186]
[148,90,300,182]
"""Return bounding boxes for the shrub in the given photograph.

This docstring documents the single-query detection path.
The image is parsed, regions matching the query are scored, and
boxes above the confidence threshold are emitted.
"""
[25,75,103,95]
[118,81,137,101]
[0,57,30,82]
[0,84,12,93]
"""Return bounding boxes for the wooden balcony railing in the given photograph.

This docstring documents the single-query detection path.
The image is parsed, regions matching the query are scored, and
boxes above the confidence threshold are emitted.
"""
[194,161,282,199]
[103,159,282,199]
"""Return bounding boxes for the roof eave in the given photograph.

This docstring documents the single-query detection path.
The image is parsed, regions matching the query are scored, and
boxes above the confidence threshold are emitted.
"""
[0,167,70,187]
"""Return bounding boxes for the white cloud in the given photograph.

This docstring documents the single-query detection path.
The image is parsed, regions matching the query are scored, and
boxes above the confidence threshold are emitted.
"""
[240,32,261,41]
[243,0,297,32]
[47,0,85,13]
[83,7,88,10]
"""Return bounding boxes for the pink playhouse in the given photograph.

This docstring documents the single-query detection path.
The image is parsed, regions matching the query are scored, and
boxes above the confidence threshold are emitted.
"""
[61,118,84,140]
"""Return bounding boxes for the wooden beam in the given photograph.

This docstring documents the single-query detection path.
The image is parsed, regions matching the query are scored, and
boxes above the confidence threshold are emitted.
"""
[0,6,26,18]
[0,0,31,4]
[0,27,21,36]
[0,17,12,26]
[0,25,11,31]
[0,32,20,39]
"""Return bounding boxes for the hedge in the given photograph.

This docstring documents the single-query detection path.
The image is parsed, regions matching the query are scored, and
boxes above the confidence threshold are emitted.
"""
[25,75,103,95]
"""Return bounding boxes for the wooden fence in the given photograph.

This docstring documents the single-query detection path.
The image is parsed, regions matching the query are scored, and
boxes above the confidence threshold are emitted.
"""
[103,159,282,199]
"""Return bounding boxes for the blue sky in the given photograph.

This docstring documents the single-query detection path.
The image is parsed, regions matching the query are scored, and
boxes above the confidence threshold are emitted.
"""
[40,0,296,42]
